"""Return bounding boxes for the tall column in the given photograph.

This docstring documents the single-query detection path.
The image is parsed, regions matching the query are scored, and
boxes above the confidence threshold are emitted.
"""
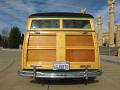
[118,48,120,57]
[108,0,115,47]
[97,16,103,46]
[116,25,120,57]
[116,25,120,47]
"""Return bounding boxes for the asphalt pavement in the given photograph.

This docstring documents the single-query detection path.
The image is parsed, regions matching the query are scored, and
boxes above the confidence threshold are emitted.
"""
[0,48,120,90]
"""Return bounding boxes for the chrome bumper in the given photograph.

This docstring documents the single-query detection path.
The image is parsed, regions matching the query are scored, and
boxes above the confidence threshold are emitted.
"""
[18,70,102,79]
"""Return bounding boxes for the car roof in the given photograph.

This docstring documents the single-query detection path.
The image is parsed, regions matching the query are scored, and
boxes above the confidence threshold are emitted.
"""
[29,12,94,18]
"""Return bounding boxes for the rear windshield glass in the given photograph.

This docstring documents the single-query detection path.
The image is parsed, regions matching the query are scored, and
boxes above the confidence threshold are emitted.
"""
[31,20,59,28]
[63,20,91,28]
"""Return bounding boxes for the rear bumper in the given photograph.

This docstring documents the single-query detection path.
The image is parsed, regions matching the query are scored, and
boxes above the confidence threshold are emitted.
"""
[18,70,102,79]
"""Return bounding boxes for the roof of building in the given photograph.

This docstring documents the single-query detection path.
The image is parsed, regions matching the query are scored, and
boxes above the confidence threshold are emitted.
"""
[29,12,94,18]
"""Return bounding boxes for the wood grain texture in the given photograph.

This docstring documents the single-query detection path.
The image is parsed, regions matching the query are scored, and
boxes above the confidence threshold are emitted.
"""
[66,35,93,46]
[28,35,56,46]
[56,32,66,61]
[66,50,95,62]
[27,50,56,61]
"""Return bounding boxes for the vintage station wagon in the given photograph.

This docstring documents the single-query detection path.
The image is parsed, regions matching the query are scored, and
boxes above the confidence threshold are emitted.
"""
[18,12,102,79]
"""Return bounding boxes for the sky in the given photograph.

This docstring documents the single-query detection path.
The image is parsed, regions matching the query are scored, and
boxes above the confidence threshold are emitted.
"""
[0,0,120,33]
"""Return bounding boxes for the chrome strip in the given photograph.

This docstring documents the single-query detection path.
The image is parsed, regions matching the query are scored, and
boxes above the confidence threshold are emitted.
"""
[18,70,102,79]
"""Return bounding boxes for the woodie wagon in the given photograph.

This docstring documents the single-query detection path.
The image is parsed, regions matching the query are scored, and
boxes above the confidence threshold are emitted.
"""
[18,12,102,79]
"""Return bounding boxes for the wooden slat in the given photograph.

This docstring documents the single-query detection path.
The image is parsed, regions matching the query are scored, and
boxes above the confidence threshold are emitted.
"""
[66,50,95,62]
[28,35,56,46]
[29,32,56,36]
[65,32,92,35]
[56,32,66,61]
[28,46,56,50]
[22,32,30,68]
[66,46,94,50]
[27,50,56,61]
[66,35,93,46]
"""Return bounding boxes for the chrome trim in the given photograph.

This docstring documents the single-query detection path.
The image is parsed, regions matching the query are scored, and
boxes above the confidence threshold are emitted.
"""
[18,70,102,79]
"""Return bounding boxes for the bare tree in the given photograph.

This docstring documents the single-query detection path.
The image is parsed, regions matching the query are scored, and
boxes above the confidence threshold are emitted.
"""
[1,27,10,39]
[1,27,10,48]
[0,34,2,46]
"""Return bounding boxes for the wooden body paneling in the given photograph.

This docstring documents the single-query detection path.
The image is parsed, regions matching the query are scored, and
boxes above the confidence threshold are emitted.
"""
[66,35,93,46]
[22,17,100,70]
[56,32,66,61]
[27,33,95,63]
[27,34,56,62]
[66,50,95,62]
[29,35,56,46]
[27,50,56,61]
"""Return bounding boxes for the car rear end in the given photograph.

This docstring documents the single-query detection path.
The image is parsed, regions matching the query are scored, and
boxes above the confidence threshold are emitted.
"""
[18,12,102,79]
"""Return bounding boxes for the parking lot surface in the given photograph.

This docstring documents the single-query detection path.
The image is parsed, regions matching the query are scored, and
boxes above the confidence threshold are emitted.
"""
[0,48,120,90]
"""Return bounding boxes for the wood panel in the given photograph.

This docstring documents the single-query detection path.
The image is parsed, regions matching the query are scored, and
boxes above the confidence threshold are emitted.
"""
[27,50,56,61]
[56,32,66,61]
[28,35,56,46]
[66,35,93,46]
[66,50,95,62]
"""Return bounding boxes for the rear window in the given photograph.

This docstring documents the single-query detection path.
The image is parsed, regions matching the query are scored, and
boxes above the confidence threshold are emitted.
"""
[63,20,91,28]
[31,20,59,28]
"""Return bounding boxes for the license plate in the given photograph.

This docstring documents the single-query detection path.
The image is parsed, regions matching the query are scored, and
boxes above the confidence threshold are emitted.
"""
[53,61,69,70]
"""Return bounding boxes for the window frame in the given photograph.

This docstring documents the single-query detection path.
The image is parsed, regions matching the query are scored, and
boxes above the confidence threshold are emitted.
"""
[28,18,94,31]
[31,19,60,29]
[62,19,91,29]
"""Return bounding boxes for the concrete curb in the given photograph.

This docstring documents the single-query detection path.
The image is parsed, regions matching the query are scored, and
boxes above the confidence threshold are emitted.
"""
[102,59,120,64]
[101,55,120,64]
[1,49,21,51]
